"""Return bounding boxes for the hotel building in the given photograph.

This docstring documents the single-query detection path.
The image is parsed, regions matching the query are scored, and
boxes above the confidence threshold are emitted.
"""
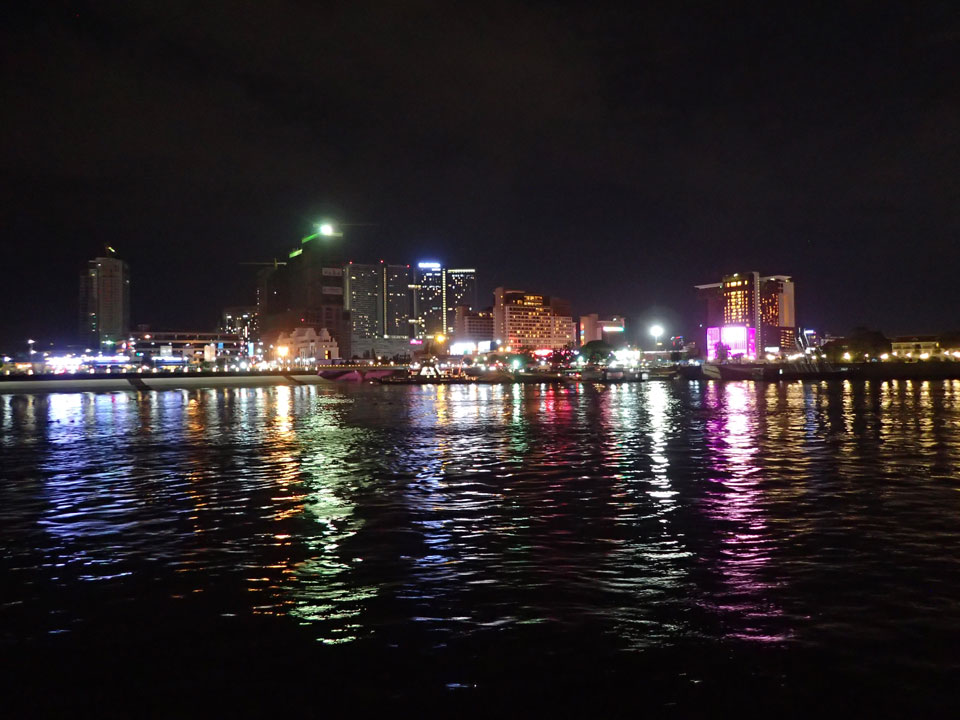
[493,288,577,351]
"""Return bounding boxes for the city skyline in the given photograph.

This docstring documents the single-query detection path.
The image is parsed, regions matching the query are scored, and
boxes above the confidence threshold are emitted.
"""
[1,231,955,356]
[2,3,958,349]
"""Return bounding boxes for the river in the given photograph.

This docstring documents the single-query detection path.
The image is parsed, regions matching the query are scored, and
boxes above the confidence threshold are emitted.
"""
[2,380,959,715]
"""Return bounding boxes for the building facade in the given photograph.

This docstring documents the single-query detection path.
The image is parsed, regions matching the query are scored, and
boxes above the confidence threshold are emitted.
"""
[493,288,577,351]
[453,306,494,342]
[275,327,340,361]
[579,314,627,345]
[344,262,413,338]
[891,336,940,356]
[130,331,244,361]
[411,262,477,337]
[695,272,796,356]
[79,252,131,348]
[343,263,383,340]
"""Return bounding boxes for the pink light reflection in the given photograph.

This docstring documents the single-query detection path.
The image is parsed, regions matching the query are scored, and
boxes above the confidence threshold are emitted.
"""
[702,382,790,643]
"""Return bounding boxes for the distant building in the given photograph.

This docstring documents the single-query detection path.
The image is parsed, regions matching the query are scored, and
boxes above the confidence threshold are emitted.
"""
[275,327,339,361]
[891,336,940,356]
[79,251,130,348]
[344,263,383,340]
[445,269,477,330]
[384,264,414,337]
[695,272,796,356]
[411,262,477,337]
[130,330,243,361]
[579,314,626,345]
[221,306,257,343]
[454,306,494,342]
[493,288,577,351]
[343,261,414,359]
[344,262,413,337]
[256,236,351,358]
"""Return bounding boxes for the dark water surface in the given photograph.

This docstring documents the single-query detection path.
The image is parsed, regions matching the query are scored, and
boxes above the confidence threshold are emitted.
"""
[3,380,960,716]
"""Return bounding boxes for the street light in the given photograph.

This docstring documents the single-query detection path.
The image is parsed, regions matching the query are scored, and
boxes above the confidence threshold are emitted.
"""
[301,220,343,244]
[649,325,664,347]
[27,339,35,356]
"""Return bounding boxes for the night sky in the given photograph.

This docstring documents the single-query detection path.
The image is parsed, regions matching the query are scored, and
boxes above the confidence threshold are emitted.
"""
[2,1,958,351]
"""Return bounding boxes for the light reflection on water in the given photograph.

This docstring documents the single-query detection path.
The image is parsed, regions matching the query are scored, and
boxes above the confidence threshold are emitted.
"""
[3,380,960,667]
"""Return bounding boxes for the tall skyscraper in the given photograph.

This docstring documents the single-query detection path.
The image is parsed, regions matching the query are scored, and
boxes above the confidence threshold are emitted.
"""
[695,272,796,356]
[493,287,576,350]
[411,262,477,337]
[383,264,413,337]
[344,261,414,357]
[444,268,477,330]
[344,263,383,340]
[412,262,445,337]
[79,250,130,348]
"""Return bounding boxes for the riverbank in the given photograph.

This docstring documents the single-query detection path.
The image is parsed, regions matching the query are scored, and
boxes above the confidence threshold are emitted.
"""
[0,370,334,394]
[5,361,960,394]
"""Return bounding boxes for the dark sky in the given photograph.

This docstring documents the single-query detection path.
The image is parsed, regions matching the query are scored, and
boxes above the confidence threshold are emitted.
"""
[2,0,958,351]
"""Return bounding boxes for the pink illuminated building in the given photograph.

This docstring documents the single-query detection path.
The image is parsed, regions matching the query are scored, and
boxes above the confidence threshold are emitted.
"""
[696,272,796,356]
[705,326,757,361]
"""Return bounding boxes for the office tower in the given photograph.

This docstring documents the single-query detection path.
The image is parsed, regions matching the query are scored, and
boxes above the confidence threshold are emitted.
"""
[412,262,445,337]
[344,263,383,340]
[444,268,477,330]
[79,250,130,348]
[493,287,577,351]
[383,264,413,337]
[695,271,796,357]
[344,262,414,358]
[410,263,477,337]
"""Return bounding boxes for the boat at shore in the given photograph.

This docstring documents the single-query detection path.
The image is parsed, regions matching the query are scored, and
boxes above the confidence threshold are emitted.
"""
[701,360,853,382]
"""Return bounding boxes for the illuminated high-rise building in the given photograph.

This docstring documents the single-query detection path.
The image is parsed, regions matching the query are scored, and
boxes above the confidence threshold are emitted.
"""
[444,269,477,329]
[344,261,414,357]
[383,264,413,337]
[695,272,796,356]
[411,262,477,337]
[79,250,130,348]
[344,263,383,340]
[493,287,576,351]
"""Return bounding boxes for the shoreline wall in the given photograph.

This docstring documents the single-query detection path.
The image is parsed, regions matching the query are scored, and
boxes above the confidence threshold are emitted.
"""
[0,373,334,394]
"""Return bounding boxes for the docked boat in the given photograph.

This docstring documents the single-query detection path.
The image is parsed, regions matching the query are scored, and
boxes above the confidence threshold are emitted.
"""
[702,359,853,382]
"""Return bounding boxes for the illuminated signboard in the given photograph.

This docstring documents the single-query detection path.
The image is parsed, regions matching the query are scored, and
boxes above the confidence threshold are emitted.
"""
[706,325,756,361]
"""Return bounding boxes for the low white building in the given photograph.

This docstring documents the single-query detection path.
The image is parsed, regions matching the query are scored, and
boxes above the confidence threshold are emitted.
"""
[891,336,940,357]
[275,327,339,361]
